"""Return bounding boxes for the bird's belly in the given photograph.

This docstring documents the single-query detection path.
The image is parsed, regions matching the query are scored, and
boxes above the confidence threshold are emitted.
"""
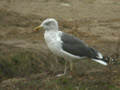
[46,41,64,57]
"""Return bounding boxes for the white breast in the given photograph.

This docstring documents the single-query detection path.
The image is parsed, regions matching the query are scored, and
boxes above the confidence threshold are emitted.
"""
[44,30,63,57]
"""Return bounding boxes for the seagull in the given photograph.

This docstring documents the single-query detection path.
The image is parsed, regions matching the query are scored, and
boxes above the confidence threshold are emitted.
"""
[34,18,112,76]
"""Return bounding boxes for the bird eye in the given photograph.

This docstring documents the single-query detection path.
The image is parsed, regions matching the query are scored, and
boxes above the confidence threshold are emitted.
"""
[45,22,51,25]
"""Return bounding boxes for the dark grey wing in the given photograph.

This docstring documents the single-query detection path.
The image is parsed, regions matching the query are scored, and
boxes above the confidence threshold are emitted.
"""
[61,32,98,58]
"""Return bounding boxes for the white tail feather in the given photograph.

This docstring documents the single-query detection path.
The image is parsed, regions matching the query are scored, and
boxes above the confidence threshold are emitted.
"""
[92,59,108,65]
[97,53,103,59]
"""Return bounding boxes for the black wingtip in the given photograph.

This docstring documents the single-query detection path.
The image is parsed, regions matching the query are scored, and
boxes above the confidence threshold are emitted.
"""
[103,57,116,64]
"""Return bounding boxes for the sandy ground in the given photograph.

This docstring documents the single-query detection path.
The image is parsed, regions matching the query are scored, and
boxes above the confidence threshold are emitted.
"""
[0,0,120,90]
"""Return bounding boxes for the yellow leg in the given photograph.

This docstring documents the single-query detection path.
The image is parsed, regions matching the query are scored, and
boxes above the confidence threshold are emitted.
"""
[70,62,73,76]
[63,60,67,75]
[70,62,73,71]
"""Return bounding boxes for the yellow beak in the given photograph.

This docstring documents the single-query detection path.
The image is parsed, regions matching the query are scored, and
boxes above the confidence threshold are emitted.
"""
[34,26,43,31]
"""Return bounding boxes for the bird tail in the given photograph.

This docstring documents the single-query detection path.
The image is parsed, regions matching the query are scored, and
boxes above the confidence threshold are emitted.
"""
[89,47,116,65]
[92,56,115,65]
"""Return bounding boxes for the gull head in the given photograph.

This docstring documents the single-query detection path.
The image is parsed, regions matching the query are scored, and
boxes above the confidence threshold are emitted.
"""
[35,18,58,31]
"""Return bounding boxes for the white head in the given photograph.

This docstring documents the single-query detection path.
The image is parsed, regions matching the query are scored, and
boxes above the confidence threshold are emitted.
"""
[35,18,59,31]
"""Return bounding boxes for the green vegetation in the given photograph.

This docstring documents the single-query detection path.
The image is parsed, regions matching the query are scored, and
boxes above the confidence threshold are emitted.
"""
[0,45,120,90]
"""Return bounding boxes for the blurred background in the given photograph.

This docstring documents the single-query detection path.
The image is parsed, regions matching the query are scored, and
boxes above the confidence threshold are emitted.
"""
[0,0,120,90]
